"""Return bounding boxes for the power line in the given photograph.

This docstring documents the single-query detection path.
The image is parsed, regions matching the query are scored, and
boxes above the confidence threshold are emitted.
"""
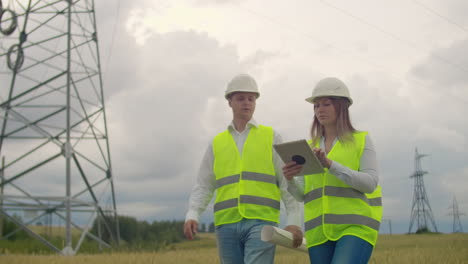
[102,0,122,83]
[231,2,467,105]
[411,0,468,34]
[318,0,468,75]
[233,3,398,75]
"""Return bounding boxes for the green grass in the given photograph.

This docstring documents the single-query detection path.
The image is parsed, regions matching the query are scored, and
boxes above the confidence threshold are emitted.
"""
[1,232,467,264]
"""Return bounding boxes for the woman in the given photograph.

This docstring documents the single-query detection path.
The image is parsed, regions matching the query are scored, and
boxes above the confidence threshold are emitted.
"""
[283,77,382,264]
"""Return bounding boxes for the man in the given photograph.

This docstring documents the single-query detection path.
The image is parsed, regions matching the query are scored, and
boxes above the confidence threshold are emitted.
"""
[184,73,303,264]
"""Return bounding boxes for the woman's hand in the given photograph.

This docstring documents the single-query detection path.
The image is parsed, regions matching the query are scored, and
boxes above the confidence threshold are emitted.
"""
[282,161,303,180]
[313,148,332,168]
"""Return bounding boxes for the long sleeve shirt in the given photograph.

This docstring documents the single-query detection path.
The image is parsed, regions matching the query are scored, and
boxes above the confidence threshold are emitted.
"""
[185,119,302,227]
[286,134,379,201]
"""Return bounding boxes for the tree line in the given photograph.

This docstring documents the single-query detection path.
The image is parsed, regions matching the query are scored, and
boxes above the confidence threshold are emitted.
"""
[0,214,216,252]
[90,215,215,250]
[91,215,184,250]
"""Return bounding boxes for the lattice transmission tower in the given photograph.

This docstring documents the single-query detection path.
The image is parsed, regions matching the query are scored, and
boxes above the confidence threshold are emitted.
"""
[448,196,464,233]
[0,0,119,255]
[408,148,438,233]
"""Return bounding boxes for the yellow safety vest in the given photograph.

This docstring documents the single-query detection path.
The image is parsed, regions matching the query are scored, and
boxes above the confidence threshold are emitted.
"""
[304,131,382,247]
[212,125,281,226]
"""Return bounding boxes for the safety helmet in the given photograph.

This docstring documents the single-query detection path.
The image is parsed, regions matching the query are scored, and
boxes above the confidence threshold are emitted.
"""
[225,73,260,99]
[305,77,353,105]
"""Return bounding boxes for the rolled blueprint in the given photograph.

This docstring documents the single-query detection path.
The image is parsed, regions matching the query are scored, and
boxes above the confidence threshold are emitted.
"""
[260,225,307,253]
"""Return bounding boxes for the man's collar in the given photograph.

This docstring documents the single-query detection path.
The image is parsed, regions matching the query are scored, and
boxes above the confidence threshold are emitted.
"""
[228,119,258,132]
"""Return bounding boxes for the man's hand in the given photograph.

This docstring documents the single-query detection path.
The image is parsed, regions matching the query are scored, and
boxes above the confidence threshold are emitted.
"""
[284,225,303,248]
[183,219,198,240]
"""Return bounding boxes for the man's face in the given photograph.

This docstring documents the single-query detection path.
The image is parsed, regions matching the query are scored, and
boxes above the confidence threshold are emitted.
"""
[228,92,257,120]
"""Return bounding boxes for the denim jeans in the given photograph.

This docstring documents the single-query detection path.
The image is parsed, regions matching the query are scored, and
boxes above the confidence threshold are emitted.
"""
[308,235,374,264]
[215,219,277,264]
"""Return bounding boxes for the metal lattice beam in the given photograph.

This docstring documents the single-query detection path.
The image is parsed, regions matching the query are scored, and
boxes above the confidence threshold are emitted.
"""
[0,0,119,255]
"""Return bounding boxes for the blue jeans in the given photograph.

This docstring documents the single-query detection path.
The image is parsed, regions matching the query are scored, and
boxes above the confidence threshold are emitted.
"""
[215,219,277,264]
[308,235,373,264]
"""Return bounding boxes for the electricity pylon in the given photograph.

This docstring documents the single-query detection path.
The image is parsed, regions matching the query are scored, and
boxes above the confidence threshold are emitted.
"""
[0,0,119,255]
[408,148,438,233]
[382,218,392,235]
[448,196,464,233]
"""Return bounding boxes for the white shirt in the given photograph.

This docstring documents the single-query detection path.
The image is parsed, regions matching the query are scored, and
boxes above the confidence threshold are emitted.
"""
[286,134,379,201]
[185,119,302,227]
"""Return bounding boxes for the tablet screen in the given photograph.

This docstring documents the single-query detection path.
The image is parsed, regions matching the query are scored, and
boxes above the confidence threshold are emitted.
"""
[273,139,324,175]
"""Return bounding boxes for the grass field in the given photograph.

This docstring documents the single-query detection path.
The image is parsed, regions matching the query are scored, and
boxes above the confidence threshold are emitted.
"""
[1,233,467,263]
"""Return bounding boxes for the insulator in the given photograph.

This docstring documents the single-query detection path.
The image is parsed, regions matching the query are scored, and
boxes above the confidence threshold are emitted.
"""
[0,8,18,35]
[7,43,24,72]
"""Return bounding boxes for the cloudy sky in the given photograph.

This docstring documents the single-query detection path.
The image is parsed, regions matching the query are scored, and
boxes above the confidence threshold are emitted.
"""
[89,0,468,234]
[3,0,467,235]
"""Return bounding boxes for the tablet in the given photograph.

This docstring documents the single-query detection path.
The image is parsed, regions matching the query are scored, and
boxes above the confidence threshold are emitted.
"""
[273,139,324,176]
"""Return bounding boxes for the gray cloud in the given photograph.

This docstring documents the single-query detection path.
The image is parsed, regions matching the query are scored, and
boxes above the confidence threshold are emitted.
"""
[99,22,251,220]
[410,38,468,90]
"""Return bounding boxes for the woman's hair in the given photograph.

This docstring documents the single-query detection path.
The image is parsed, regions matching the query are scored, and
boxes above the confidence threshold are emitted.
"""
[310,97,356,146]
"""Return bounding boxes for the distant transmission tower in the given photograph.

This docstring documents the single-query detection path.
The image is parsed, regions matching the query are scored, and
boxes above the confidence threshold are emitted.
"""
[408,148,438,233]
[448,196,464,233]
[0,0,119,255]
[382,218,393,235]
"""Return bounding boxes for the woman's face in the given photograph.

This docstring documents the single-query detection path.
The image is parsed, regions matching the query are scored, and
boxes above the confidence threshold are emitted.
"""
[313,97,337,127]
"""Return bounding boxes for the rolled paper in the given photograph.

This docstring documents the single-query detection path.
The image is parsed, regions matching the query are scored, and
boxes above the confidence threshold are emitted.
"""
[260,225,307,253]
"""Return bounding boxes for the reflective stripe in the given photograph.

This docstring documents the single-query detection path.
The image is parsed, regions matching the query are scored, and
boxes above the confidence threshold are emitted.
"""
[368,197,382,206]
[325,186,382,207]
[240,195,280,210]
[242,171,277,185]
[305,214,381,231]
[214,195,281,212]
[326,214,380,231]
[216,174,240,189]
[215,172,278,189]
[303,186,382,207]
[305,216,322,231]
[304,188,323,204]
[214,198,237,212]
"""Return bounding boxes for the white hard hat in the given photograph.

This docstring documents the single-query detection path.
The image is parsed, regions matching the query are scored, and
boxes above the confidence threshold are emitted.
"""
[305,77,353,105]
[225,73,259,99]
